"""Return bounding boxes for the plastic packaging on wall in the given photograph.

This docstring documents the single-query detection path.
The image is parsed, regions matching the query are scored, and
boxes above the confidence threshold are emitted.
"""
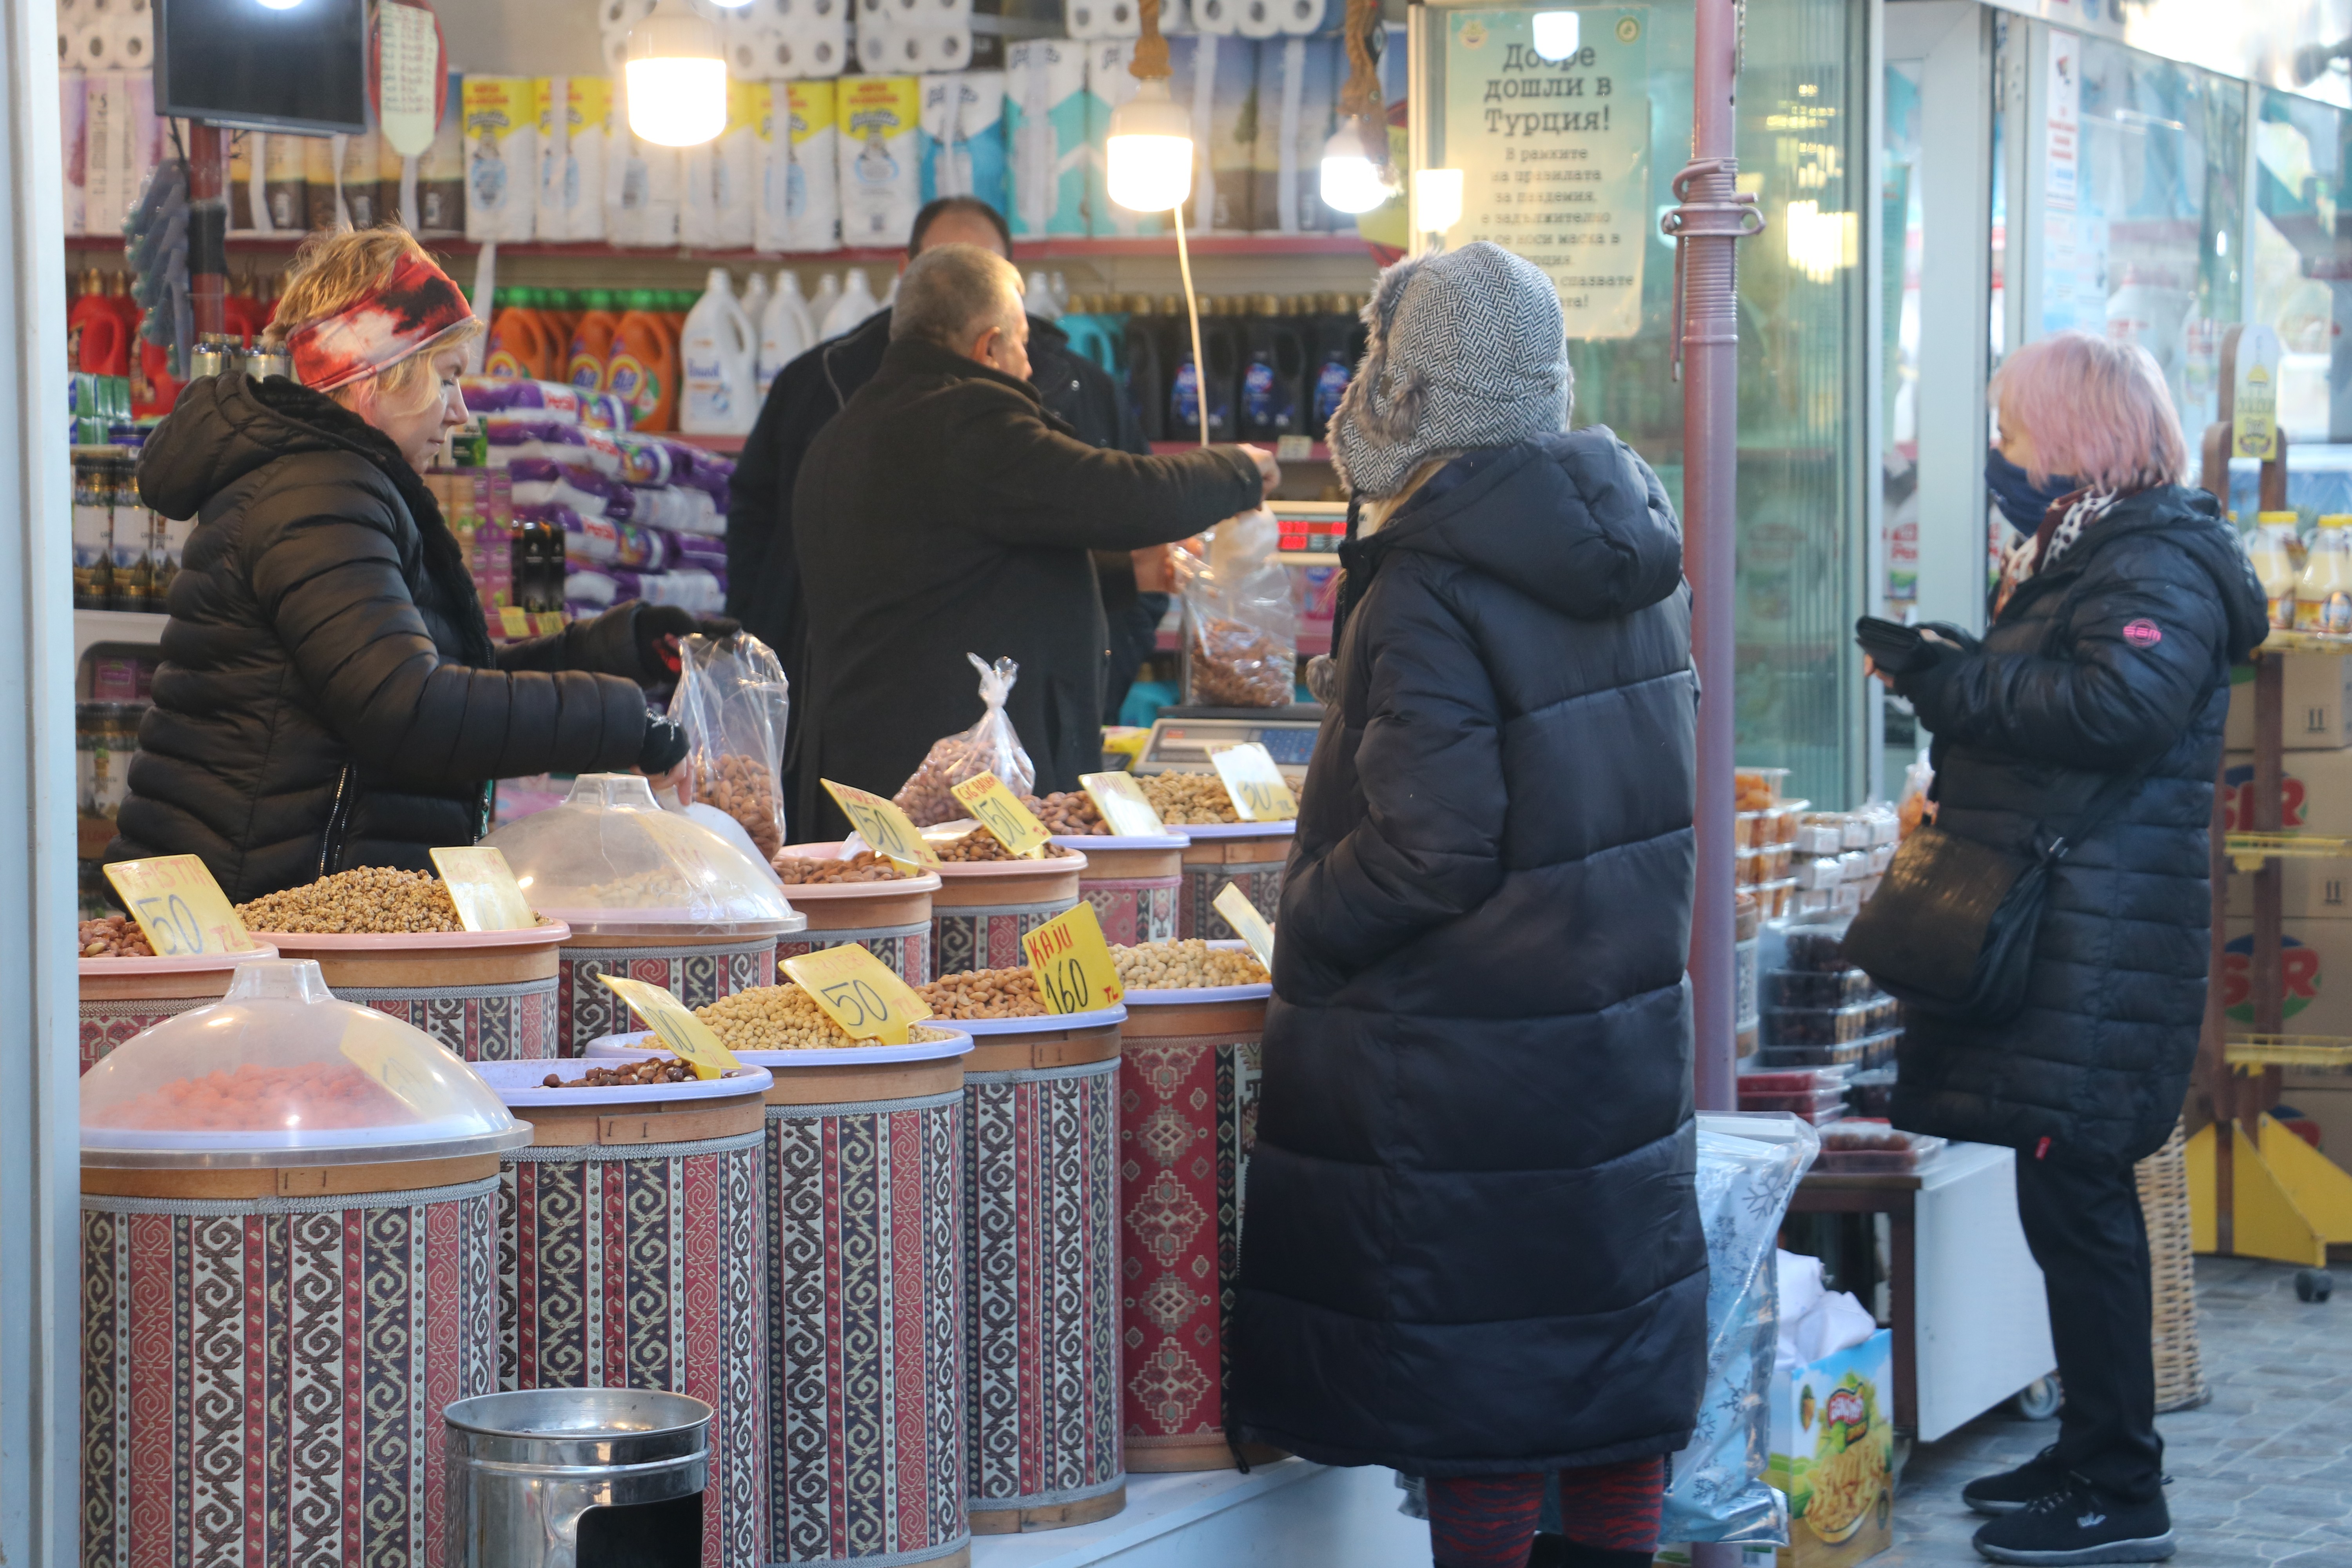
[464,76,538,241]
[712,78,762,249]
[1249,36,1338,234]
[1006,39,1089,237]
[837,74,921,245]
[784,79,842,251]
[1167,35,1256,234]
[566,77,611,241]
[918,71,1007,215]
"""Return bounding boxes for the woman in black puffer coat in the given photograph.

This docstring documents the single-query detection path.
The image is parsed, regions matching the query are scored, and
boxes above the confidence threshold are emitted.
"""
[1232,244,1704,1568]
[109,228,704,902]
[1875,330,2267,1568]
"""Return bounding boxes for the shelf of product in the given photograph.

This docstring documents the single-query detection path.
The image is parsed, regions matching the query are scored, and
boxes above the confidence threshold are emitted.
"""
[691,980,960,1053]
[1138,769,1296,826]
[481,773,804,1051]
[75,930,277,1074]
[1056,829,1189,944]
[470,1055,771,1564]
[768,840,943,984]
[1111,938,1269,995]
[78,960,520,1563]
[1755,918,1904,1071]
[1813,1122,1947,1175]
[1131,773,1297,939]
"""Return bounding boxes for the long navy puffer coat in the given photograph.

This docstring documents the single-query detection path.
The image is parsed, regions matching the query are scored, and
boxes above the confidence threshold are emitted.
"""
[1889,485,2268,1165]
[1232,429,1708,1477]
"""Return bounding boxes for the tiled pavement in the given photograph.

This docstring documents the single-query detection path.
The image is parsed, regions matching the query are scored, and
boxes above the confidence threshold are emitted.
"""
[1882,1257,2352,1566]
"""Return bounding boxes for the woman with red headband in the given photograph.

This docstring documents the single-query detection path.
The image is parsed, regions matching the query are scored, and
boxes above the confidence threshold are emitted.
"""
[109,227,717,901]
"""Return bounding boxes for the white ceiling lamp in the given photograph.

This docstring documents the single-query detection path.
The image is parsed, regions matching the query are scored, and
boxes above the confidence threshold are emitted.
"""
[1106,0,1193,214]
[626,0,727,148]
[1531,9,1581,62]
[1320,0,1399,216]
[1413,167,1464,247]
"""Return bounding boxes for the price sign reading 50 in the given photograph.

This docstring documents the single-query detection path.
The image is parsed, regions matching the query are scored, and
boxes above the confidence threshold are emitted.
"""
[103,855,260,958]
[1021,902,1125,1015]
[821,779,942,870]
[949,771,1050,858]
[782,944,934,1045]
[1209,743,1298,822]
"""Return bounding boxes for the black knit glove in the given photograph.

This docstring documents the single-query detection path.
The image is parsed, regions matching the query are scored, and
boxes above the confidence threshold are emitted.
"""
[633,605,743,684]
[637,713,690,775]
[1887,637,1969,712]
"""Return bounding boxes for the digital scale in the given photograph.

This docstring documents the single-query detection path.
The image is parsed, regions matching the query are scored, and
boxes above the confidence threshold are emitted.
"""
[1133,705,1326,782]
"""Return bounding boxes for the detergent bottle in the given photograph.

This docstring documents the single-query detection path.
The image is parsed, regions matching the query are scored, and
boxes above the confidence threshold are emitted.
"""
[681,268,757,436]
[811,272,842,336]
[822,268,878,339]
[759,271,816,398]
[222,273,269,347]
[609,289,679,432]
[739,272,769,342]
[568,289,622,390]
[69,269,126,376]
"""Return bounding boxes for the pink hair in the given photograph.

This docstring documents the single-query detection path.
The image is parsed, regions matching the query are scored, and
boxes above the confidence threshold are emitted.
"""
[1991,329,2188,492]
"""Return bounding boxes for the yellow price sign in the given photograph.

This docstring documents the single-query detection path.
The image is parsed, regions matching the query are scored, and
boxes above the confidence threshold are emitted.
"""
[781,944,934,1045]
[103,855,261,958]
[499,605,532,639]
[1078,771,1169,838]
[595,975,742,1079]
[1213,883,1276,972]
[428,846,539,932]
[950,771,1050,858]
[1209,742,1298,822]
[533,610,569,637]
[821,779,941,869]
[1021,901,1126,1014]
[338,1028,432,1112]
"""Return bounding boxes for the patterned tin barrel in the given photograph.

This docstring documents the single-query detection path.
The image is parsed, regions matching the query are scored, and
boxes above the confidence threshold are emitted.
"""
[1174,822,1295,942]
[958,1009,1126,1533]
[1057,835,1185,946]
[930,851,1085,976]
[476,1059,775,1568]
[256,925,571,1063]
[556,924,789,1056]
[588,1029,975,1567]
[773,851,941,986]
[77,944,276,1073]
[1116,976,1284,1472]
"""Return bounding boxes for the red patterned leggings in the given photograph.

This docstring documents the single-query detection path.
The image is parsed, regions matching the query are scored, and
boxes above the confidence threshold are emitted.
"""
[1426,1457,1666,1568]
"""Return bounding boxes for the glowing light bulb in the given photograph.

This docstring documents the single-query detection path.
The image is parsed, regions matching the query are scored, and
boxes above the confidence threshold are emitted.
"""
[1532,10,1581,61]
[1106,80,1195,213]
[1319,116,1397,215]
[625,0,727,148]
[1413,168,1464,235]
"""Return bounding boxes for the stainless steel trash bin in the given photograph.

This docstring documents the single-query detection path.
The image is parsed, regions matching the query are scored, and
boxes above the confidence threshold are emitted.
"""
[445,1388,713,1568]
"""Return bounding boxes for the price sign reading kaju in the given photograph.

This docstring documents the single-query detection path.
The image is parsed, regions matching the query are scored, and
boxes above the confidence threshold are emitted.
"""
[429,846,538,931]
[1213,883,1276,971]
[1022,902,1125,1014]
[1438,9,1650,338]
[1209,742,1298,822]
[103,855,261,958]
[596,974,742,1079]
[949,771,1051,858]
[1079,771,1169,838]
[821,779,941,869]
[781,944,933,1045]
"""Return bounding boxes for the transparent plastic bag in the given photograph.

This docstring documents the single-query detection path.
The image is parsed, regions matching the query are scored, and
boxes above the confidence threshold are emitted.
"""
[893,653,1036,826]
[1896,758,1936,840]
[667,632,790,862]
[1181,508,1298,708]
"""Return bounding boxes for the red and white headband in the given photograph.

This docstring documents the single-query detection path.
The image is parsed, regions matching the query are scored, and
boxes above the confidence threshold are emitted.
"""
[283,249,475,395]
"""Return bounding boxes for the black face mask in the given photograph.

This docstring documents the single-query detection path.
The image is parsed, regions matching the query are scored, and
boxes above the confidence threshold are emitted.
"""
[1985,446,2081,532]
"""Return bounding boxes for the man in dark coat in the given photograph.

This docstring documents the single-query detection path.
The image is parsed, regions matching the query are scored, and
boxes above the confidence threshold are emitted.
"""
[726,197,1168,806]
[790,243,1269,839]
[1233,244,1704,1568]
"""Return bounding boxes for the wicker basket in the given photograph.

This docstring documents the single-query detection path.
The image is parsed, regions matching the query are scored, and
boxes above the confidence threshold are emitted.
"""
[2136,1121,2209,1413]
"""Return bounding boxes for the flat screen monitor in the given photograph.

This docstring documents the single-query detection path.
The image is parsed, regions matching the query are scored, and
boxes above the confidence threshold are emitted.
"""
[154,0,370,136]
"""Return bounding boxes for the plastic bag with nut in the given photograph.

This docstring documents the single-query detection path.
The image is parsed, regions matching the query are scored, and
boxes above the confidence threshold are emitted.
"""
[667,632,791,862]
[892,653,1038,826]
[1181,508,1298,708]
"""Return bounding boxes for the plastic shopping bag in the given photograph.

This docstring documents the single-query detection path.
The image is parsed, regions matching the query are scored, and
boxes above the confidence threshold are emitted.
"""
[893,652,1037,826]
[1181,508,1297,708]
[668,631,791,862]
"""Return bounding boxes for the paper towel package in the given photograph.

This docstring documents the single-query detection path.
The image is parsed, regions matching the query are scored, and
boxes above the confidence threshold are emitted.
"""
[608,123,682,247]
[62,69,87,236]
[565,76,610,241]
[1168,34,1256,232]
[1005,38,1088,237]
[755,81,788,251]
[388,70,469,236]
[339,127,383,228]
[263,124,306,232]
[1084,40,1164,236]
[1274,0,1324,32]
[784,78,842,250]
[1065,0,1139,38]
[918,70,1005,214]
[535,77,570,239]
[302,131,340,230]
[82,70,122,236]
[711,78,762,248]
[1191,0,1238,35]
[123,69,159,221]
[679,139,719,247]
[773,0,851,78]
[463,75,539,240]
[1250,35,1337,233]
[836,74,921,245]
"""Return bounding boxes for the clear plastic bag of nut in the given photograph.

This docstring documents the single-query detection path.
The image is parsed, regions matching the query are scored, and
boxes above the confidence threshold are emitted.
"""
[1179,508,1298,709]
[891,653,1037,826]
[667,632,791,863]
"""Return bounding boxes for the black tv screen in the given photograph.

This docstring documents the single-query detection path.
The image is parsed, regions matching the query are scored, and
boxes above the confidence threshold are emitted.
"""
[154,0,370,136]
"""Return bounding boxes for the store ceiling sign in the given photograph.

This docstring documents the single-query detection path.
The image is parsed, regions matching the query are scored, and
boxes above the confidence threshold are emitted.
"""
[1437,7,1649,338]
[1983,0,2350,107]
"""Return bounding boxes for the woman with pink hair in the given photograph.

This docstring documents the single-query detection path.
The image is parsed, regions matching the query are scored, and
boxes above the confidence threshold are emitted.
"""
[1867,328,2267,1565]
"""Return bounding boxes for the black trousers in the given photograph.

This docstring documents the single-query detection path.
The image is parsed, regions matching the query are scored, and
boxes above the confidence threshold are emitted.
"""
[2013,1149,2164,1503]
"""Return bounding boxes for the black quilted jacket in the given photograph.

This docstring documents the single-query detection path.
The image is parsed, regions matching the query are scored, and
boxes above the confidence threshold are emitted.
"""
[1890,485,2269,1164]
[1232,430,1707,1476]
[109,374,656,902]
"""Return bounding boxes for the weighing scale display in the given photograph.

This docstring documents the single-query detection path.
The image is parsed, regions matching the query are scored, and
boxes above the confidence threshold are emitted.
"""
[1138,720,1320,779]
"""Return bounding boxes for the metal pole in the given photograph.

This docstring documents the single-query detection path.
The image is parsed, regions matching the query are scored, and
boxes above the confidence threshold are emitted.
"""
[186,123,227,338]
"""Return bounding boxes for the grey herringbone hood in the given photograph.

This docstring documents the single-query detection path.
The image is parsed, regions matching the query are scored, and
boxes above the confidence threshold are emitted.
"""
[1327,241,1572,499]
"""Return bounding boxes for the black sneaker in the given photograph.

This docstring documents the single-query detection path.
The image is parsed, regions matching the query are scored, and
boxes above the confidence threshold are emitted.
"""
[1971,1478,2175,1564]
[1963,1446,2071,1516]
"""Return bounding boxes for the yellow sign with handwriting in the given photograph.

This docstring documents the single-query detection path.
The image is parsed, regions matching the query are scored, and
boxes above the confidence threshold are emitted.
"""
[103,855,261,958]
[1022,901,1126,1014]
[821,779,942,869]
[429,846,539,931]
[781,944,934,1045]
[595,975,742,1079]
[950,771,1051,857]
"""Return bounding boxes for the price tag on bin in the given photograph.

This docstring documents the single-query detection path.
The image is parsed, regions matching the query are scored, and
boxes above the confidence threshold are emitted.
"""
[1079,771,1169,837]
[595,975,742,1080]
[1213,883,1276,972]
[103,855,261,958]
[950,771,1050,857]
[822,779,942,870]
[1022,902,1125,1014]
[781,944,934,1045]
[1209,742,1298,822]
[429,846,539,931]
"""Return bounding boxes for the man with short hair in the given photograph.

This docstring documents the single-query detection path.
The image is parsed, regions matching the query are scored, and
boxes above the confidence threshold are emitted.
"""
[791,244,1274,839]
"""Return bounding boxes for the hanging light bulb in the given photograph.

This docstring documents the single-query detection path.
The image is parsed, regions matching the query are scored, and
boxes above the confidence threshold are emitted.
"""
[1531,10,1581,62]
[626,0,727,148]
[1106,78,1195,213]
[1320,115,1398,215]
[1413,167,1464,240]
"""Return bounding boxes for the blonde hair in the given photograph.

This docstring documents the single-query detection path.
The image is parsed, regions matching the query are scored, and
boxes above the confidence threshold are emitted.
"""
[1361,452,1464,534]
[1991,330,2188,492]
[265,225,482,416]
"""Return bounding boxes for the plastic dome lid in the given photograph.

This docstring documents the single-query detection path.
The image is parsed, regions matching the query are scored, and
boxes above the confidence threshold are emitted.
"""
[80,959,531,1167]
[481,773,806,936]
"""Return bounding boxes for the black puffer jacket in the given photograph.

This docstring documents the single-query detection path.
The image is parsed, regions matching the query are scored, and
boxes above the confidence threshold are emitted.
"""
[1890,485,2268,1165]
[1233,431,1707,1477]
[110,374,655,902]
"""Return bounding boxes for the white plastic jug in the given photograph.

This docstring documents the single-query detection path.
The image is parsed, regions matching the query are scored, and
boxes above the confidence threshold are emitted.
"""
[822,267,879,340]
[1023,268,1061,321]
[759,271,817,400]
[680,267,757,435]
[811,271,842,337]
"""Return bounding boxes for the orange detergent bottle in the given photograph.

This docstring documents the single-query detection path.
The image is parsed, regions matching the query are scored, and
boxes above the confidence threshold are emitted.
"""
[485,288,563,381]
[68,269,123,375]
[567,289,621,391]
[221,274,269,347]
[608,290,679,431]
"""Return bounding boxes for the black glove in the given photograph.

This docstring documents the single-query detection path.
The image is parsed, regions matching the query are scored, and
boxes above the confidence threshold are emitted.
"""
[637,712,690,775]
[633,605,744,684]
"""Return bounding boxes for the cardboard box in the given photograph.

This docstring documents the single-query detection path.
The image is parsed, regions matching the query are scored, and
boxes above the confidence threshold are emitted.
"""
[2226,653,2352,751]
[2220,748,2352,837]
[2226,860,2352,922]
[2220,917,2352,1037]
[1769,1329,1895,1567]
